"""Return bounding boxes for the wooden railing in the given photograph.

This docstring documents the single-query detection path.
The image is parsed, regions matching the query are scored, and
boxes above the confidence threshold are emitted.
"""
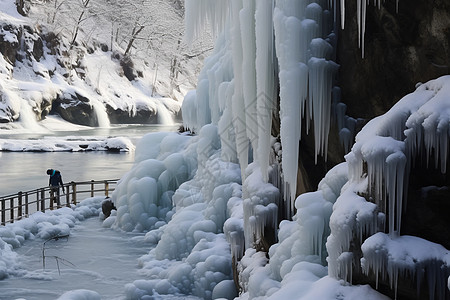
[0,179,120,225]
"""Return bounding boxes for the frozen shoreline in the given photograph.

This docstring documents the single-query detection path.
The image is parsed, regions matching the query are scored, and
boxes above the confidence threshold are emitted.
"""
[0,136,135,152]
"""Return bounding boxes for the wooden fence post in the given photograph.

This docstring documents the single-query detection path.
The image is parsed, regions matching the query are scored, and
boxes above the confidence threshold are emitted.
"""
[18,192,23,220]
[72,182,77,205]
[25,192,29,217]
[1,199,5,225]
[91,180,95,197]
[50,189,54,210]
[40,188,45,212]
[105,181,109,197]
[10,197,14,223]
[36,189,40,212]
[66,185,70,207]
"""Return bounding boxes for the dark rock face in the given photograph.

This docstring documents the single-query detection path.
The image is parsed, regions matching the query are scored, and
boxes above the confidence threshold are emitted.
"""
[120,56,137,82]
[0,23,20,64]
[402,156,450,249]
[337,0,450,120]
[15,0,29,17]
[52,93,98,127]
[106,104,158,124]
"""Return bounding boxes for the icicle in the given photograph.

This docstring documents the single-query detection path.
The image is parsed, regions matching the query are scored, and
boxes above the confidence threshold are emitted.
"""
[337,252,353,284]
[255,0,275,182]
[185,0,230,45]
[240,0,258,153]
[308,57,338,163]
[230,0,249,181]
[218,82,238,162]
[274,0,309,211]
[385,152,406,235]
[354,0,368,57]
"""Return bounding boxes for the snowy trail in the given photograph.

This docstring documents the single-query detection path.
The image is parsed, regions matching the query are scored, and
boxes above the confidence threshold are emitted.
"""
[0,217,149,300]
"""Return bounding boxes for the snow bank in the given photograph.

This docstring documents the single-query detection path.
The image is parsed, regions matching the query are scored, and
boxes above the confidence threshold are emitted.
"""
[57,289,101,300]
[0,136,135,152]
[361,233,450,300]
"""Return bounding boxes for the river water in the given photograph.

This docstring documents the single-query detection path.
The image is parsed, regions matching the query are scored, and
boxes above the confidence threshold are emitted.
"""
[0,124,179,196]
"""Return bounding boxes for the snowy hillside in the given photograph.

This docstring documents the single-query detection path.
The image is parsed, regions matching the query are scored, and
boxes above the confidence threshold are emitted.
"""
[0,0,211,130]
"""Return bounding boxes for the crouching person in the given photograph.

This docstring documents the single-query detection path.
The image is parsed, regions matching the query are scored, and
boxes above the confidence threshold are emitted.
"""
[102,197,116,219]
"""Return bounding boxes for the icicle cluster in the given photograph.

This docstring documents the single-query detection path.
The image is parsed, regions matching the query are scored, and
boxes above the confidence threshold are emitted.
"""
[361,233,450,300]
[328,76,450,297]
[338,0,400,58]
[183,0,341,215]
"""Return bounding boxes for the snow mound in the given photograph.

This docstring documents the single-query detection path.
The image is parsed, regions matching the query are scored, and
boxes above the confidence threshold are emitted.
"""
[57,289,101,300]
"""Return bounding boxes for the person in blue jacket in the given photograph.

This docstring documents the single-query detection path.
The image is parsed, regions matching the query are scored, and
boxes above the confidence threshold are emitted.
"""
[47,169,63,206]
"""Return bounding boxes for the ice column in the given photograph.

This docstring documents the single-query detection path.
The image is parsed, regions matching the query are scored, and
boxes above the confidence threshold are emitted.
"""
[255,0,276,183]
[273,0,308,209]
[230,0,249,180]
[240,0,258,153]
[185,0,230,45]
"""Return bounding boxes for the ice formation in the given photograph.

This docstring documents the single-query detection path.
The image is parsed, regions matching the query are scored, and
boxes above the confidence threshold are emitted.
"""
[104,126,243,299]
[361,233,450,300]
[109,132,194,232]
[328,76,450,299]
[183,0,343,219]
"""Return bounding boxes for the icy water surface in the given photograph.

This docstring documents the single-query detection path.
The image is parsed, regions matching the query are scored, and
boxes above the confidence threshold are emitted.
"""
[0,217,201,300]
[0,124,179,196]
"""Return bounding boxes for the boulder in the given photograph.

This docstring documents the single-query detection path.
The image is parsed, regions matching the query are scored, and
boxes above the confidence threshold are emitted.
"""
[52,92,98,126]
